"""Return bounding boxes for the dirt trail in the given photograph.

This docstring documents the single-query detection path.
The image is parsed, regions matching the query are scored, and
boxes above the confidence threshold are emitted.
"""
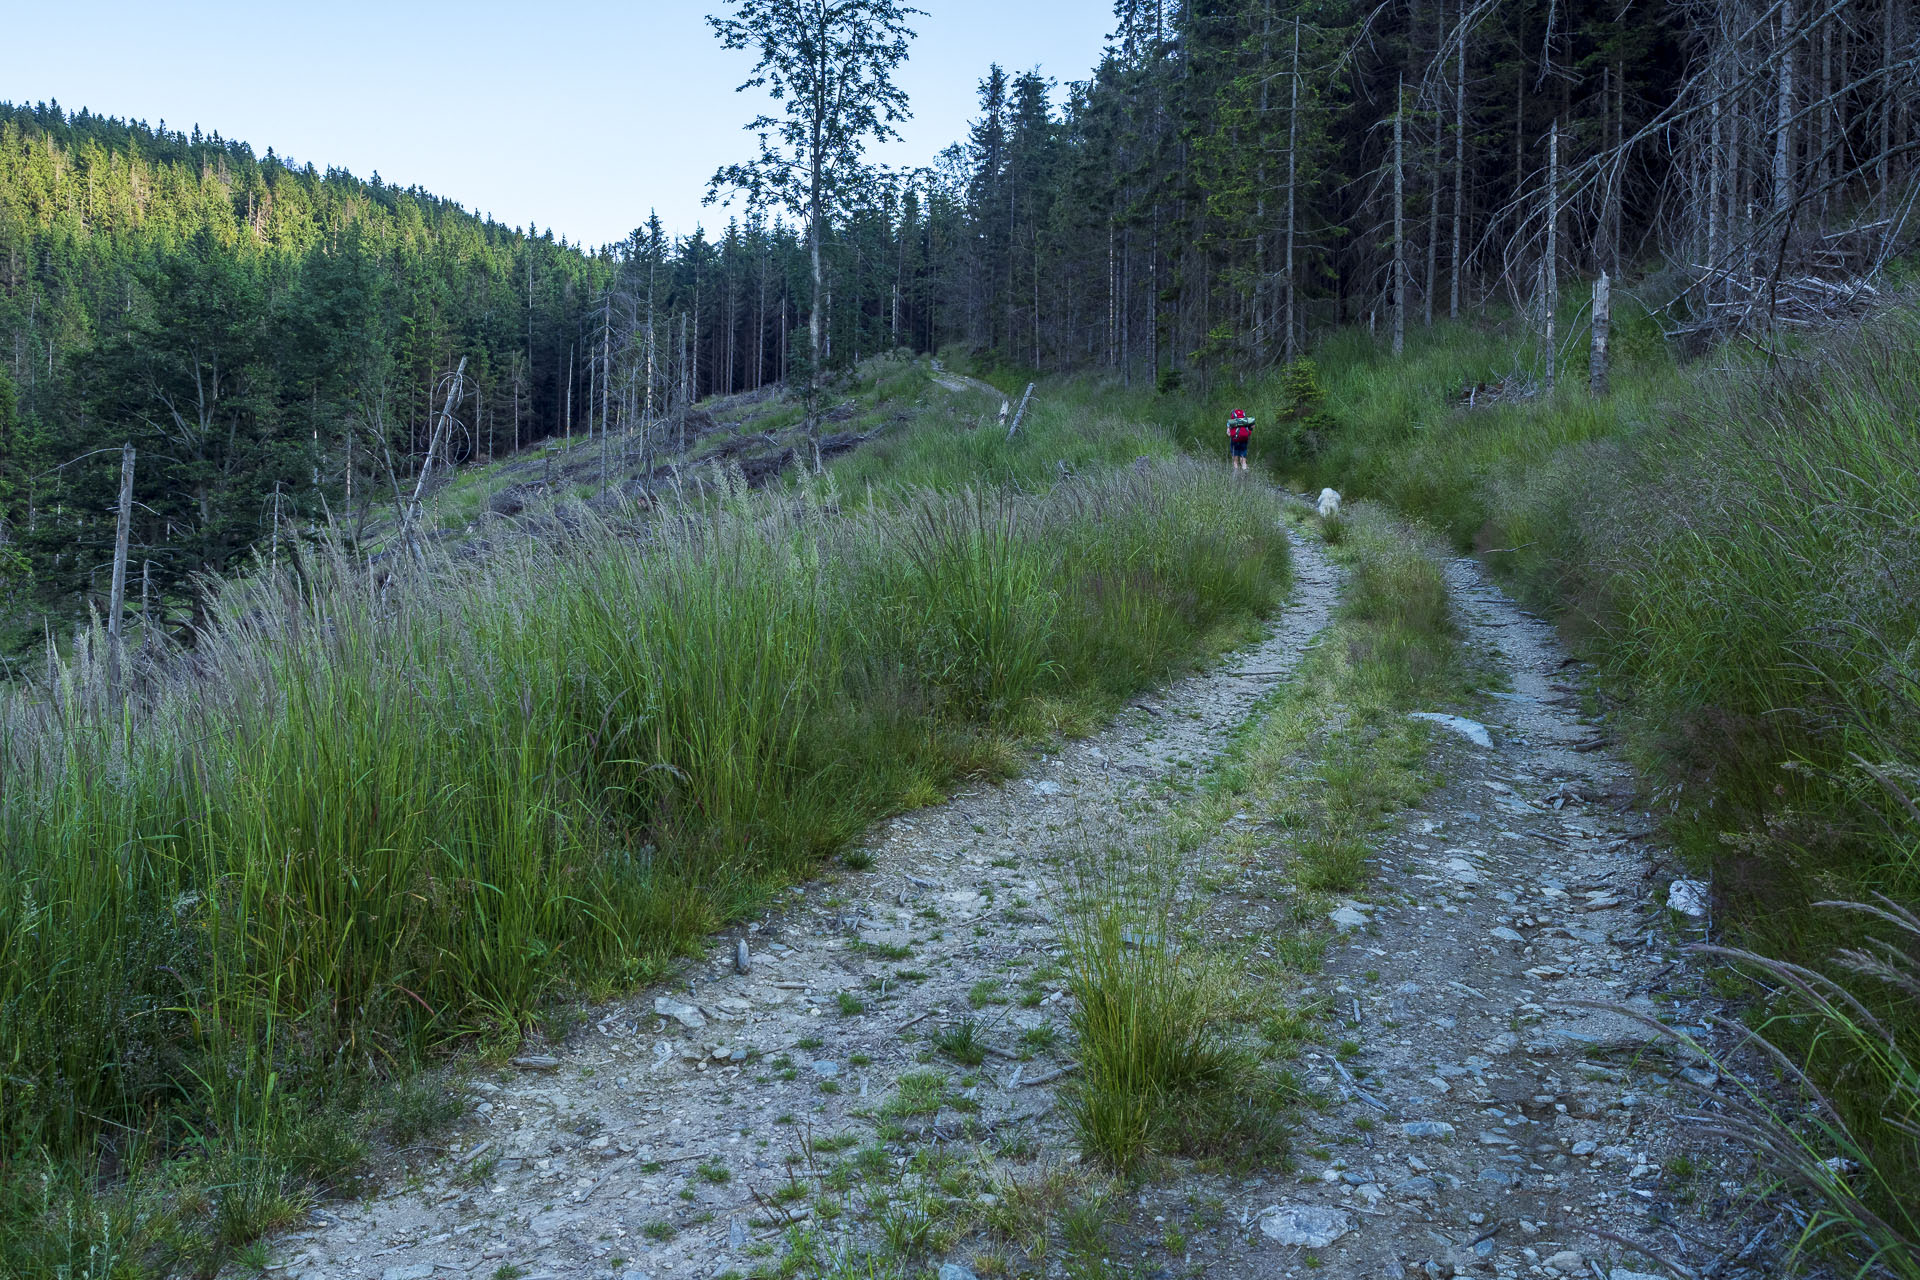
[274,535,1344,1280]
[270,531,1759,1280]
[1177,556,1753,1280]
[928,360,1003,399]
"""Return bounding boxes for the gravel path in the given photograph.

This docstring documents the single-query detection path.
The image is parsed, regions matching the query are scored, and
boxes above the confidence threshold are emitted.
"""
[273,534,1345,1280]
[1174,555,1755,1280]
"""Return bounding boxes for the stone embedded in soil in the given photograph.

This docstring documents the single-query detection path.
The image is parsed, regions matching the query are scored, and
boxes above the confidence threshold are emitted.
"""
[382,1266,435,1280]
[652,996,706,1030]
[1330,905,1371,932]
[1408,712,1493,748]
[1258,1203,1357,1248]
[1402,1121,1456,1139]
[1547,1249,1587,1274]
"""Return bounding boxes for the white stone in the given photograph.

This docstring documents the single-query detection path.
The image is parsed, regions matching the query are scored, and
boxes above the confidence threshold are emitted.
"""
[382,1267,435,1280]
[1667,879,1710,917]
[1257,1203,1356,1249]
[1408,713,1493,748]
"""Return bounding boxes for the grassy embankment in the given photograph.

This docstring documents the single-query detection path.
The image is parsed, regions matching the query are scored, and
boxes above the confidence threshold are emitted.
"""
[1186,295,1919,1273]
[0,375,1290,1278]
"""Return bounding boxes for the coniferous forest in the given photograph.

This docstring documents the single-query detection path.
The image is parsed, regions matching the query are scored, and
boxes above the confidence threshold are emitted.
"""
[5,0,1914,651]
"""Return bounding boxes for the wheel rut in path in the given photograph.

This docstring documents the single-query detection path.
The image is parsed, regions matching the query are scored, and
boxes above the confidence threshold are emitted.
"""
[1182,555,1756,1280]
[274,532,1345,1280]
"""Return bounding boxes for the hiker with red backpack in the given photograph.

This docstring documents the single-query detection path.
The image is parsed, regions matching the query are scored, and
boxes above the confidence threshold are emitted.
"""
[1227,409,1255,472]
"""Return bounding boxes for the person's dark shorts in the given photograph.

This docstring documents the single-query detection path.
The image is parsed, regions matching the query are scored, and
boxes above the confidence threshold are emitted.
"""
[1231,441,1249,457]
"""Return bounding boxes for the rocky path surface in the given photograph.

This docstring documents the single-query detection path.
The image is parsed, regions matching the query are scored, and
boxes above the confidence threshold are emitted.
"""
[271,535,1345,1280]
[1177,556,1753,1280]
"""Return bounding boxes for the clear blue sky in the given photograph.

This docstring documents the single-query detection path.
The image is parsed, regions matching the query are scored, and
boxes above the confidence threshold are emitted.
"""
[1,0,1116,248]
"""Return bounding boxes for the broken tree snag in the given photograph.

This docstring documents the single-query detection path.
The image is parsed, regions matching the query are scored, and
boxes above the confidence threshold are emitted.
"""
[107,441,135,692]
[1543,120,1560,391]
[1392,77,1406,358]
[403,356,469,567]
[1590,271,1612,399]
[1006,383,1036,440]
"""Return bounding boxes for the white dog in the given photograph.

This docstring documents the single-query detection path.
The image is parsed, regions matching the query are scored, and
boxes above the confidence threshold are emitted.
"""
[1317,488,1343,519]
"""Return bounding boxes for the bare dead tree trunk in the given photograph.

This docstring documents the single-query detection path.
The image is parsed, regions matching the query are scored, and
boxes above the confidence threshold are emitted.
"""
[1285,14,1302,360]
[600,317,611,496]
[403,357,468,567]
[1708,51,1724,300]
[1393,78,1407,357]
[1590,270,1611,397]
[107,441,134,690]
[1818,13,1833,213]
[1005,382,1036,440]
[1424,0,1442,328]
[1775,0,1798,218]
[1879,0,1896,214]
[1544,120,1560,391]
[1451,0,1466,320]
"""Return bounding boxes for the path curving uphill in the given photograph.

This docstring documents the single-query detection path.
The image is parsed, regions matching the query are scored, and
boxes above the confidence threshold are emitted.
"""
[1176,554,1757,1279]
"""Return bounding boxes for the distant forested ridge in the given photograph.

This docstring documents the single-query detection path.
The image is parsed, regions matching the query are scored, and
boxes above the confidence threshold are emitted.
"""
[0,102,944,653]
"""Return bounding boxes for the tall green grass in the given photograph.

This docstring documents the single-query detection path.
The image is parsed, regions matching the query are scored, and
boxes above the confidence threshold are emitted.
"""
[0,458,1288,1277]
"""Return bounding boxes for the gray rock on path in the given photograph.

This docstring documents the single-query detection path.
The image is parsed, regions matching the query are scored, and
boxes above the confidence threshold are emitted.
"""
[733,937,752,974]
[1258,1203,1357,1249]
[653,996,706,1030]
[938,1264,980,1280]
[1408,712,1493,748]
[383,1267,435,1280]
[1330,905,1371,933]
[1402,1121,1456,1139]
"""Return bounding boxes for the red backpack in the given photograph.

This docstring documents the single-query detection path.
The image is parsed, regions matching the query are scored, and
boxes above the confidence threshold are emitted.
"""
[1229,411,1253,443]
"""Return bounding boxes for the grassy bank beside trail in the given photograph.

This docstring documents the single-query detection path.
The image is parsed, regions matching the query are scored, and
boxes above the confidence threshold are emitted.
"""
[0,457,1289,1278]
[1224,298,1919,1272]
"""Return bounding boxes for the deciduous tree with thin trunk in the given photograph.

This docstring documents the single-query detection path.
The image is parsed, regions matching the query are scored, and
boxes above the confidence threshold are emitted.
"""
[708,0,921,433]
